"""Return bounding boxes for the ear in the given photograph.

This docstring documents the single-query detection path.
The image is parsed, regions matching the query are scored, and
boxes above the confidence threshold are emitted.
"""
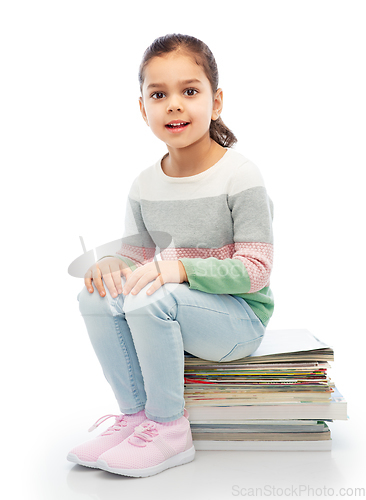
[211,88,223,121]
[139,96,149,126]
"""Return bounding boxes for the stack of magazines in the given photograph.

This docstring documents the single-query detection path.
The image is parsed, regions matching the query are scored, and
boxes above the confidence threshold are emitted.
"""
[184,329,347,451]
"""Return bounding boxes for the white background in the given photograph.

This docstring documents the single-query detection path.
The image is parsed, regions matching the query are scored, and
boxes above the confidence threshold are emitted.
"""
[1,1,365,498]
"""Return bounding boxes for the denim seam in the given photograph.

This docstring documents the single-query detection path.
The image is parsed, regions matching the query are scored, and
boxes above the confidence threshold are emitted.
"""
[119,405,146,414]
[113,315,144,408]
[167,302,178,320]
[168,303,262,322]
[219,335,264,362]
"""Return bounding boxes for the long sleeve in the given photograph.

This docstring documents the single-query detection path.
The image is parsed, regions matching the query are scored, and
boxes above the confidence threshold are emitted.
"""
[178,160,274,324]
[179,186,273,294]
[113,177,156,270]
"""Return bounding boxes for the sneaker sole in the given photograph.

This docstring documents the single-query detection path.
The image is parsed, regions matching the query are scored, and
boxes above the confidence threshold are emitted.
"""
[96,445,196,478]
[67,452,98,469]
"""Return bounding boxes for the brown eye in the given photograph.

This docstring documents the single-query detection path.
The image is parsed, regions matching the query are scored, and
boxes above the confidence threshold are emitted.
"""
[151,92,165,99]
[184,88,198,96]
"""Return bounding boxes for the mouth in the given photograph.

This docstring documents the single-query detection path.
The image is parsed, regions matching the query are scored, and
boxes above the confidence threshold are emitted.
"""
[165,121,190,132]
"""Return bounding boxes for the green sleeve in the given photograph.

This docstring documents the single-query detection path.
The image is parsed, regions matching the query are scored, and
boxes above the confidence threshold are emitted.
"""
[179,257,251,295]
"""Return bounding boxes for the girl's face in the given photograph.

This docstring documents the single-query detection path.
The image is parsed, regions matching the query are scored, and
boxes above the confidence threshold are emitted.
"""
[139,52,222,150]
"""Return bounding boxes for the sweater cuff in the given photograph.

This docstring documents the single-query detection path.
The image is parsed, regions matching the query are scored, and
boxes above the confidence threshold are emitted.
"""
[178,257,251,294]
[178,258,196,287]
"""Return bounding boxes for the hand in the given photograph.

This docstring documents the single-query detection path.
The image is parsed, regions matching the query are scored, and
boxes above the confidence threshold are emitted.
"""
[122,260,187,296]
[84,257,133,298]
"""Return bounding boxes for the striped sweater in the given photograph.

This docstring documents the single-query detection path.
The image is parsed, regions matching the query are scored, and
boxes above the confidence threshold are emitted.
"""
[114,147,274,326]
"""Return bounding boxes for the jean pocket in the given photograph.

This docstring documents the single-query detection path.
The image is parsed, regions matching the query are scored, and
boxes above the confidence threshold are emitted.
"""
[218,335,264,363]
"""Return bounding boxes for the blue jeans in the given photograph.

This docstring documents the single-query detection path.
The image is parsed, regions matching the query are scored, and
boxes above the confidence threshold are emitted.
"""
[77,279,265,423]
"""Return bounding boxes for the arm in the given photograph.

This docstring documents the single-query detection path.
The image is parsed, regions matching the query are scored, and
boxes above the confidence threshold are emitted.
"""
[178,164,274,296]
[104,177,157,270]
[88,177,157,297]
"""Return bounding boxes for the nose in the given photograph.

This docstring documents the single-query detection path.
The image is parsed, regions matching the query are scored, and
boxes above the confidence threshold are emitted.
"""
[166,93,183,113]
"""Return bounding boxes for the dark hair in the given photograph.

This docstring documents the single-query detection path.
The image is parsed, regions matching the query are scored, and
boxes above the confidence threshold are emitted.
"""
[138,33,237,148]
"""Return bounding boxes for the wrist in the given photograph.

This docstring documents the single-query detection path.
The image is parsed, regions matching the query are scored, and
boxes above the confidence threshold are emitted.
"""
[178,260,188,282]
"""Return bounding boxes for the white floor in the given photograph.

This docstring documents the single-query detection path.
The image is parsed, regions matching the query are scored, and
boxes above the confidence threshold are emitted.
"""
[9,286,365,499]
[22,409,364,500]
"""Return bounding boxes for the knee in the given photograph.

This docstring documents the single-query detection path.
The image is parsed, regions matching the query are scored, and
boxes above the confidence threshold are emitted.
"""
[123,283,156,315]
[77,284,118,316]
[123,282,179,316]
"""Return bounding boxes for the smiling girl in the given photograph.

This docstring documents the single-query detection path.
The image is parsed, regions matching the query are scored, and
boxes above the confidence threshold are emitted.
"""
[67,33,274,478]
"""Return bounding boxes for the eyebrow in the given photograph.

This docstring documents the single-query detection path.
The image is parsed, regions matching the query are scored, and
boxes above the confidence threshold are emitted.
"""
[146,78,202,90]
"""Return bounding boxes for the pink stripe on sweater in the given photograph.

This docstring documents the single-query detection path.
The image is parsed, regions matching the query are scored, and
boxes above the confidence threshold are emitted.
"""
[117,244,156,268]
[117,242,273,293]
[161,242,273,293]
[161,245,233,261]
[233,242,273,292]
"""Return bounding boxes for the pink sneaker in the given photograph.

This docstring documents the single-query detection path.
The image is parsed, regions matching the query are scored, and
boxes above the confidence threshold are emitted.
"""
[67,410,146,468]
[96,409,195,477]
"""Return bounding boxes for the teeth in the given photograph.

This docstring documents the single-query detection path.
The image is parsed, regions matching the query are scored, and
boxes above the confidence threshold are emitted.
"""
[168,122,187,127]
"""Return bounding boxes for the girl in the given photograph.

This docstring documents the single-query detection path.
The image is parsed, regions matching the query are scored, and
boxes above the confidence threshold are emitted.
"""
[67,33,274,478]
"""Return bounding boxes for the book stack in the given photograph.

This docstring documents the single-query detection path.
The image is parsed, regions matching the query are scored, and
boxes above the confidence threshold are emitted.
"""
[184,329,347,451]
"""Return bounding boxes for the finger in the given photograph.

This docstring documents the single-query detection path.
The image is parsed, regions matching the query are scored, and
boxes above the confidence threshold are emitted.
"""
[122,263,155,295]
[130,271,157,296]
[111,268,123,295]
[100,262,122,298]
[122,267,133,280]
[121,267,133,294]
[84,269,94,293]
[122,268,141,295]
[103,271,118,298]
[111,261,129,294]
[146,275,164,295]
[92,266,106,297]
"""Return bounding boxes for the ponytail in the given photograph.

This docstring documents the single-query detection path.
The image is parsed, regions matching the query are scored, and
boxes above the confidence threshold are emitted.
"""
[210,116,237,148]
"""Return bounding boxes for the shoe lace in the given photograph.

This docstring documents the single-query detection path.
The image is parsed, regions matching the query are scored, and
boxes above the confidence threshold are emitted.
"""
[128,422,159,447]
[88,414,128,435]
